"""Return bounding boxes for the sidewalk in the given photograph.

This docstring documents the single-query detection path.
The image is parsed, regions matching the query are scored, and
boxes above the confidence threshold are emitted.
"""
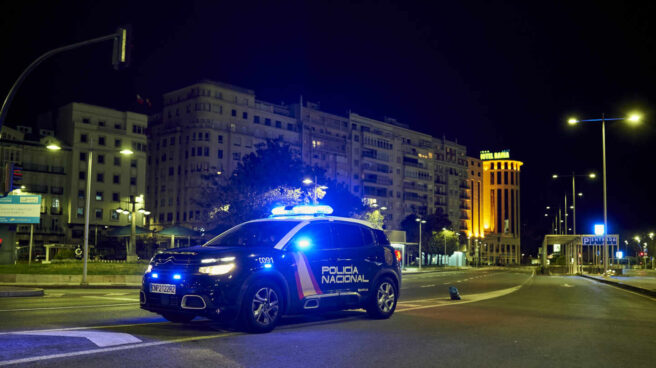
[580,273,656,298]
[0,286,44,297]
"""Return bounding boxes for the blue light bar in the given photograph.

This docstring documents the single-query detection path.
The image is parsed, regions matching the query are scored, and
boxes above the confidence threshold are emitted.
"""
[173,274,181,280]
[152,273,159,279]
[271,205,334,216]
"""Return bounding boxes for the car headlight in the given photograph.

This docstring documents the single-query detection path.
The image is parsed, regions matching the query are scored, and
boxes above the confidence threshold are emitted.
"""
[145,264,153,274]
[198,263,235,275]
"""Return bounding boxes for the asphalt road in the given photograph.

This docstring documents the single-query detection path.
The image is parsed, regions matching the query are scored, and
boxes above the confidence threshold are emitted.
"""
[1,269,655,367]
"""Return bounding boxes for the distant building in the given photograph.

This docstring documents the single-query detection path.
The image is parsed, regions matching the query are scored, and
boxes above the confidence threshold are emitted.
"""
[148,80,470,232]
[467,150,523,265]
[0,103,148,256]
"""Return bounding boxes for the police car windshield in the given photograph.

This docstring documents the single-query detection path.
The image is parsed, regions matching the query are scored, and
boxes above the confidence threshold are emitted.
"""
[204,220,301,248]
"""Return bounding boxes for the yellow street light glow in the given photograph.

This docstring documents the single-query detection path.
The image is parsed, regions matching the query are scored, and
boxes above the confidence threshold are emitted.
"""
[634,236,641,242]
[627,113,641,123]
[46,144,61,151]
[302,178,313,185]
[589,173,596,178]
[568,118,579,125]
[552,174,558,179]
[120,149,134,155]
[216,171,222,175]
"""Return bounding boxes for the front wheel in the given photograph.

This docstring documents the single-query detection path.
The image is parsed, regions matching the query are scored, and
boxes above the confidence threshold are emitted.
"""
[161,312,195,323]
[239,280,283,333]
[366,277,398,319]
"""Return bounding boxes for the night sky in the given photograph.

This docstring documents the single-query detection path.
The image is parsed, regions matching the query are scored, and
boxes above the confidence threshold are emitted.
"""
[1,1,654,254]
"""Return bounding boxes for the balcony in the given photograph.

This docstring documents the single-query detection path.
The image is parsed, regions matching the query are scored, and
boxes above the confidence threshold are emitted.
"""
[404,182,428,192]
[363,176,393,186]
[403,192,428,202]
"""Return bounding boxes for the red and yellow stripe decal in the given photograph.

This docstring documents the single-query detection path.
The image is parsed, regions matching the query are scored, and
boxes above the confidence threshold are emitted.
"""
[292,252,323,300]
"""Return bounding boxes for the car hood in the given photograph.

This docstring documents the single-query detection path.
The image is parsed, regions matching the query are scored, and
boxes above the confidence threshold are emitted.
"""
[152,245,271,265]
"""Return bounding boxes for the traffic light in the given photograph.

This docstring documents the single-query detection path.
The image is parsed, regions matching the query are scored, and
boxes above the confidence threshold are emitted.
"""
[112,25,132,70]
[639,252,645,257]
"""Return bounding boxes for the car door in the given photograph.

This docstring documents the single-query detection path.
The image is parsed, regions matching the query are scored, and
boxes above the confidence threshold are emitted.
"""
[287,221,340,310]
[330,222,379,305]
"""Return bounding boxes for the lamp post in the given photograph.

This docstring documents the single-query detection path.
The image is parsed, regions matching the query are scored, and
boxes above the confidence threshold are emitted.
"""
[302,176,328,205]
[552,172,596,235]
[115,194,150,261]
[415,217,426,270]
[568,113,642,274]
[48,143,133,284]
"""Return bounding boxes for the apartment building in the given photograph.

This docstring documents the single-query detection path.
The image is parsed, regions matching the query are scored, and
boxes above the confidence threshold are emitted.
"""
[147,81,301,229]
[0,103,149,254]
[149,80,472,232]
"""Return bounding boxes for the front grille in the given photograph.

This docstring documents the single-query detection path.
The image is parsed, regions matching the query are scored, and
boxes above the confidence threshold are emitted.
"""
[146,293,180,308]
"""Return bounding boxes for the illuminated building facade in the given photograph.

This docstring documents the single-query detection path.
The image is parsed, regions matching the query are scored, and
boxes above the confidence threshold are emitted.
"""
[467,150,523,265]
[1,103,148,252]
[149,80,470,231]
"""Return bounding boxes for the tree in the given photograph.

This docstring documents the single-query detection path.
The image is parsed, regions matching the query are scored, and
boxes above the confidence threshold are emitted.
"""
[198,139,367,230]
[363,209,385,229]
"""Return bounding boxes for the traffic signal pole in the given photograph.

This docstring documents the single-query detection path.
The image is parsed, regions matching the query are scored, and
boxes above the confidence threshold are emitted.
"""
[0,28,129,130]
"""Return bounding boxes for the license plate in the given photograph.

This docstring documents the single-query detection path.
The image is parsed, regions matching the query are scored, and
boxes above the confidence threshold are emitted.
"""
[150,283,176,294]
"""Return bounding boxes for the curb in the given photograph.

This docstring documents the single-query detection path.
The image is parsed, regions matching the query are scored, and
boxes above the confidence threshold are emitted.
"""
[579,274,656,298]
[0,288,44,297]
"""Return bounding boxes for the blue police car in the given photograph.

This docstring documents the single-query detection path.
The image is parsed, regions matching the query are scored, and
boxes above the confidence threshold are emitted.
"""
[140,205,402,332]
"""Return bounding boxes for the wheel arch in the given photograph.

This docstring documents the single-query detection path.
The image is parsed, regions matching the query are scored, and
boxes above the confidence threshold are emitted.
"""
[236,270,291,314]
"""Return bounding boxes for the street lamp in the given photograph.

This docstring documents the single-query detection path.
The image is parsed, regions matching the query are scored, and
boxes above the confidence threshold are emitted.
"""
[415,217,426,270]
[568,112,642,274]
[48,142,133,284]
[302,176,328,205]
[552,172,596,235]
[115,194,150,261]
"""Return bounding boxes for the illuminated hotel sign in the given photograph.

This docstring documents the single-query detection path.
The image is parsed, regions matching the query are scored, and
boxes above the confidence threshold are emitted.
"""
[480,150,510,160]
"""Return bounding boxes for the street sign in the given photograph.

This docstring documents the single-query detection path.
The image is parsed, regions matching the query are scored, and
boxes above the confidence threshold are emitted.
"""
[581,235,618,247]
[0,195,41,223]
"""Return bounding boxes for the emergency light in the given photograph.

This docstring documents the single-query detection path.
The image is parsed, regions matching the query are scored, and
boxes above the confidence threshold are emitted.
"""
[271,205,334,216]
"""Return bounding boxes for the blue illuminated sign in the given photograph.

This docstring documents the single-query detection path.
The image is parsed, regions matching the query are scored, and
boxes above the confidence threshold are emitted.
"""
[594,224,605,236]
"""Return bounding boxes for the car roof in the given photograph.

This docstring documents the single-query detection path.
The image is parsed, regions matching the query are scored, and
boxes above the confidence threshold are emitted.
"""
[249,216,378,230]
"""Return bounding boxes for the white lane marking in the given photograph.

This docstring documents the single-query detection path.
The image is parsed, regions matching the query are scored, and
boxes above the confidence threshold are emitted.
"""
[562,283,574,288]
[420,284,435,288]
[0,303,137,312]
[396,271,535,312]
[0,321,168,335]
[0,332,237,366]
[12,330,142,347]
[396,285,523,312]
[83,296,140,302]
[105,293,129,296]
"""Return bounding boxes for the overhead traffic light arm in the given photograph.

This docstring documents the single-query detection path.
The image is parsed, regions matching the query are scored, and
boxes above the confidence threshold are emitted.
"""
[0,26,131,130]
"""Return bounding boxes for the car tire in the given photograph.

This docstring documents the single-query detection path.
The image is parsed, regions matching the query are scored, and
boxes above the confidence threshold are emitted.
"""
[239,280,283,333]
[161,312,195,323]
[366,276,398,319]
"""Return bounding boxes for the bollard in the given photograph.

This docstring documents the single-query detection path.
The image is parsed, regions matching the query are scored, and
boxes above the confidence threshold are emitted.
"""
[449,286,461,300]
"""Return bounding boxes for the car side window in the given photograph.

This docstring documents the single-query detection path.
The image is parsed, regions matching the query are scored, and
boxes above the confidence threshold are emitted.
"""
[374,229,390,246]
[361,227,375,247]
[290,222,333,250]
[332,223,365,248]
